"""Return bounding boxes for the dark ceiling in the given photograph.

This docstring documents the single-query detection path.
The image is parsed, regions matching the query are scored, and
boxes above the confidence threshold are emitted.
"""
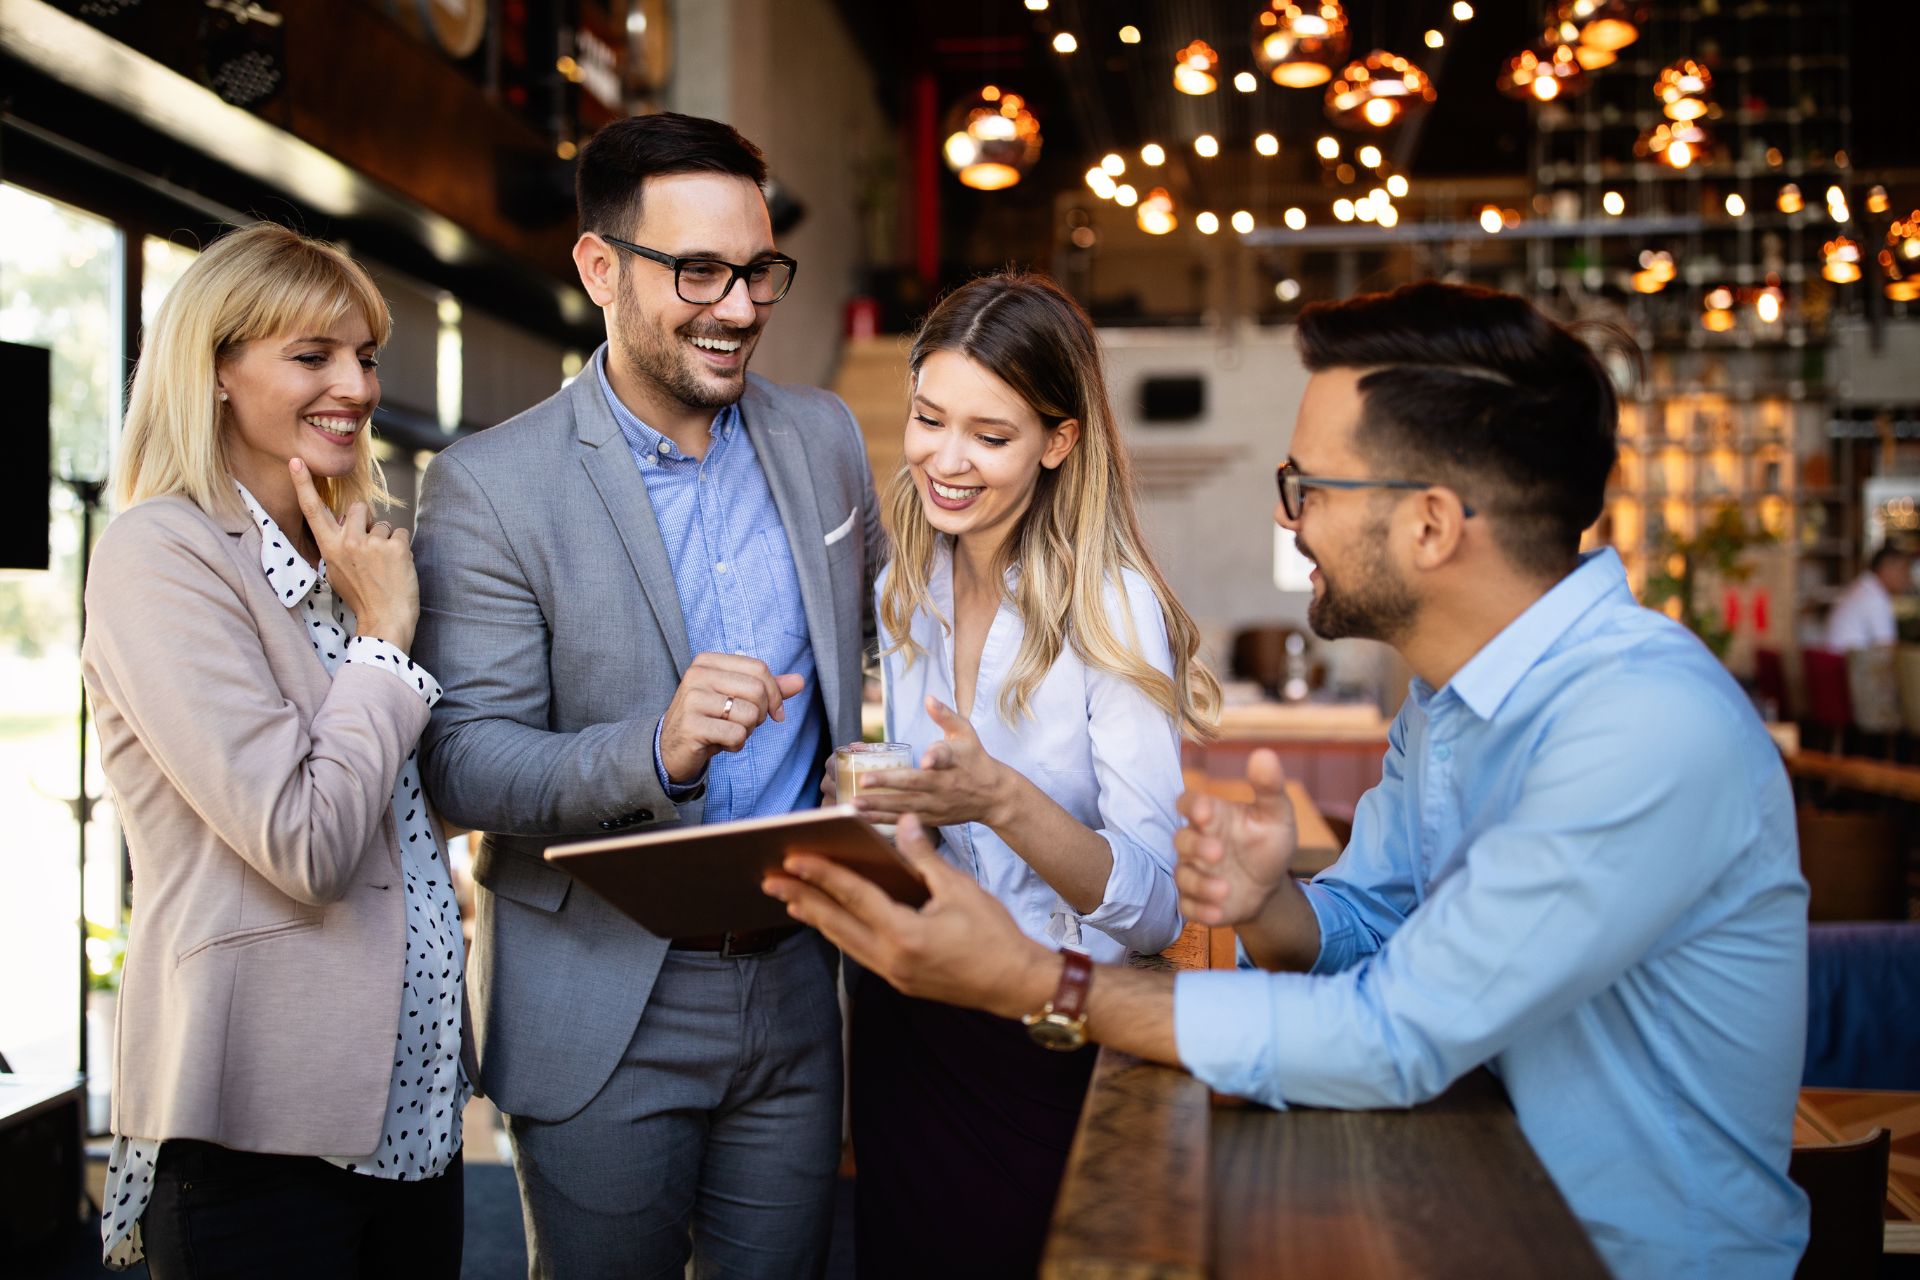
[833,0,1912,221]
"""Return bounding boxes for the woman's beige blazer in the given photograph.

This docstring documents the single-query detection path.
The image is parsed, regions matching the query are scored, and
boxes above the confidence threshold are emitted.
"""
[82,494,432,1157]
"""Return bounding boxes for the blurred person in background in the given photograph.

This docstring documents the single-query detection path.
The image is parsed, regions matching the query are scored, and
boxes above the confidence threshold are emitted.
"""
[1824,544,1910,651]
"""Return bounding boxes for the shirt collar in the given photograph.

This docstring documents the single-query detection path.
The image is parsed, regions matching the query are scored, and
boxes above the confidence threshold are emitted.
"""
[1438,548,1629,721]
[594,346,738,466]
[233,480,322,607]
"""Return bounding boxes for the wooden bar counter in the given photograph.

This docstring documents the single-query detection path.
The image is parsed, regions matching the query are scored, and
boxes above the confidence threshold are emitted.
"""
[1042,951,1610,1280]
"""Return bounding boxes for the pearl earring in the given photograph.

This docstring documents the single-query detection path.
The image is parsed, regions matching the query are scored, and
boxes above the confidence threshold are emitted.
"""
[218,392,228,402]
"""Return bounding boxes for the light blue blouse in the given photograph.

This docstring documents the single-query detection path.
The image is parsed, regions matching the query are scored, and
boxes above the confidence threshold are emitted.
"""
[879,540,1185,964]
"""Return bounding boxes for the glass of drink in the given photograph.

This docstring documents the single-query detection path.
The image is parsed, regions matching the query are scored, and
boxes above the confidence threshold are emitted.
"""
[835,741,914,837]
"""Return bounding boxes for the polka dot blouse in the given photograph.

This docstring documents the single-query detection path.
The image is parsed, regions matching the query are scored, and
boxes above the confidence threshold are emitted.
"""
[101,483,470,1269]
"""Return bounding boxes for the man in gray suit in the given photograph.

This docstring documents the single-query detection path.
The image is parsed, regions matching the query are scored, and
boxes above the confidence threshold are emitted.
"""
[412,112,881,1278]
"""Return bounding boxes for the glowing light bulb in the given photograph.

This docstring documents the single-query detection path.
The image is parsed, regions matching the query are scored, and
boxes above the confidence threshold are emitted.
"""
[1255,133,1279,156]
[1333,198,1356,221]
[1102,153,1125,176]
[1316,136,1340,160]
[1603,190,1625,216]
[1195,134,1219,158]
[1358,145,1382,169]
[1425,29,1444,48]
[1452,1,1473,19]
[1118,26,1140,44]
[1052,32,1077,54]
[1231,210,1255,234]
[1196,211,1220,234]
[1725,193,1746,217]
[1234,71,1257,93]
[1284,206,1306,230]
[1386,174,1409,198]
[1140,143,1165,166]
[1115,184,1138,207]
[1480,206,1504,233]
[1362,97,1399,127]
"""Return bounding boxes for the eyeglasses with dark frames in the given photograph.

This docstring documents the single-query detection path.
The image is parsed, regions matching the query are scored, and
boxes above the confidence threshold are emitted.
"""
[1276,461,1477,521]
[602,236,798,305]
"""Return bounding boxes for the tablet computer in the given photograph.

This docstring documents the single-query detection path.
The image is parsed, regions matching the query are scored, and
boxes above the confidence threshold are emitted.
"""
[543,804,929,938]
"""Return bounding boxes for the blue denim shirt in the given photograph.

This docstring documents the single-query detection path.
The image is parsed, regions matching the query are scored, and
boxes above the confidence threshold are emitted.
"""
[595,350,823,820]
[1175,550,1810,1279]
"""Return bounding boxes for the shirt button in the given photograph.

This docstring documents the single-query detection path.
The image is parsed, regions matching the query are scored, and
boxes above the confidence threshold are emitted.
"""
[734,650,747,657]
[656,440,670,454]
[1434,745,1453,762]
[715,562,728,574]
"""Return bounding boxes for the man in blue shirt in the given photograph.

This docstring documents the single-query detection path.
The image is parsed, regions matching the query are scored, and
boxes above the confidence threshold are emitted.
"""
[766,282,1810,1278]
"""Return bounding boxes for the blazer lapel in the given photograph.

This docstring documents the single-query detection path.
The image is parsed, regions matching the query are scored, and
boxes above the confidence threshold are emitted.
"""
[572,364,693,675]
[740,377,840,720]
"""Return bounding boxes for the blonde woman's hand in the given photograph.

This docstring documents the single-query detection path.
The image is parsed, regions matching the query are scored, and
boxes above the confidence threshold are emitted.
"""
[290,457,419,653]
[850,696,1013,830]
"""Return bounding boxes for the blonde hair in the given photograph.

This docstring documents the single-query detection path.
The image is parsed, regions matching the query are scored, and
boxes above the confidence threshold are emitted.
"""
[115,222,394,516]
[881,272,1220,740]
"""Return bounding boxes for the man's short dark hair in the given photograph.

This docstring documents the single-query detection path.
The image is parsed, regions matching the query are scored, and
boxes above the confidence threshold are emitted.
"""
[1296,281,1624,579]
[1870,545,1910,573]
[576,112,768,238]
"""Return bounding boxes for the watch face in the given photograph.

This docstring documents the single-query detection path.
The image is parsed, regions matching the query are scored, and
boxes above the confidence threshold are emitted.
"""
[1027,1014,1087,1052]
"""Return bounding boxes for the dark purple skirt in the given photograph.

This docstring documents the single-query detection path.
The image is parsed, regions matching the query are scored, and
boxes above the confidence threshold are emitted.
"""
[850,969,1097,1280]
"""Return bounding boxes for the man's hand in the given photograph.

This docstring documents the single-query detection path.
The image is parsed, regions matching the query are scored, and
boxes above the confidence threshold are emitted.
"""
[851,697,1014,829]
[1174,748,1300,927]
[659,652,806,783]
[763,814,1056,1020]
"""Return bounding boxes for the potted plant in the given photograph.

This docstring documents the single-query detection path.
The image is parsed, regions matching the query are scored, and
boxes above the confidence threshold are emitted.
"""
[1640,503,1774,661]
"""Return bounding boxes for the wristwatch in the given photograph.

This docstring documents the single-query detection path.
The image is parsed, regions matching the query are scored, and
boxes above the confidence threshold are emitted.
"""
[1022,948,1093,1051]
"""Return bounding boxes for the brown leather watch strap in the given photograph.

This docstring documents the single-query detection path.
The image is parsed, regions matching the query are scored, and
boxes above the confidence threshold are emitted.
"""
[1052,948,1094,1020]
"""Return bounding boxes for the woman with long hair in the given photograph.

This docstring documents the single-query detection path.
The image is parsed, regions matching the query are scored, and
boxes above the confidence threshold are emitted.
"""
[841,271,1218,1277]
[85,222,466,1277]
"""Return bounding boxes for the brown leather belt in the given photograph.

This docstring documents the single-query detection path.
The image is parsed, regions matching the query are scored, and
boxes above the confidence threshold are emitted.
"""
[667,925,801,957]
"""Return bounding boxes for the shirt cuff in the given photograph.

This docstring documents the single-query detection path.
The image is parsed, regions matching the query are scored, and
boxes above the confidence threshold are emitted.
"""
[1300,881,1361,976]
[1174,968,1293,1109]
[654,717,705,800]
[343,637,441,708]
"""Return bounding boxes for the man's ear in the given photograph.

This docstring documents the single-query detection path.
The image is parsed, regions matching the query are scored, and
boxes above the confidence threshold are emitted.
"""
[1041,418,1081,470]
[572,234,619,309]
[1406,487,1471,571]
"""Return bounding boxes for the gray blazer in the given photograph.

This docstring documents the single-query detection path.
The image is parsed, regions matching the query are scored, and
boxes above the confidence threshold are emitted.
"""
[412,356,883,1121]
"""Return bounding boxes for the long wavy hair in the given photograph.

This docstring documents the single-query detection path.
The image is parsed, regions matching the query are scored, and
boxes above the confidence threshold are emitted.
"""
[880,272,1220,739]
[115,222,393,516]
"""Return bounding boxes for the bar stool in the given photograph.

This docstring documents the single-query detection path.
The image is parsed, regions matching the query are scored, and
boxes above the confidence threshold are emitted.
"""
[1801,648,1854,755]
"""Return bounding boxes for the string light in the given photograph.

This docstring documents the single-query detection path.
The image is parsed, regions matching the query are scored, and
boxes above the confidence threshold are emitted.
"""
[1255,133,1280,156]
[1118,25,1141,44]
[1358,144,1382,168]
[1234,71,1258,92]
[1101,153,1126,176]
[1196,211,1220,234]
[1315,135,1340,160]
[1777,184,1803,214]
[1137,187,1177,235]
[1115,184,1139,207]
[1051,32,1077,54]
[1480,205,1504,233]
[1603,190,1625,216]
[1140,143,1166,166]
[1284,206,1307,229]
[1386,174,1409,197]
[1425,30,1444,48]
[1333,198,1356,221]
[1195,133,1220,157]
[1231,210,1256,233]
[1725,193,1746,218]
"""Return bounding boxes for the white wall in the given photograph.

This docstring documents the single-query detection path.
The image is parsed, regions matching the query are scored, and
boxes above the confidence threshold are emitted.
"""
[668,0,886,391]
[1101,324,1396,696]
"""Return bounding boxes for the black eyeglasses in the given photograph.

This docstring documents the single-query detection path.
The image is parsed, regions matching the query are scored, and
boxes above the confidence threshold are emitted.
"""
[1276,462,1476,521]
[602,236,798,305]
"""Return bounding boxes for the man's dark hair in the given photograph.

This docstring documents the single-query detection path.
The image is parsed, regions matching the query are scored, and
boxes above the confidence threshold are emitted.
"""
[1296,281,1624,579]
[1870,545,1910,573]
[576,112,767,238]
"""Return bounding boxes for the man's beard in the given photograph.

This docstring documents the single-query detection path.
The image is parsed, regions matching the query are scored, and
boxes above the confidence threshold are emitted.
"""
[1301,521,1417,644]
[611,270,759,412]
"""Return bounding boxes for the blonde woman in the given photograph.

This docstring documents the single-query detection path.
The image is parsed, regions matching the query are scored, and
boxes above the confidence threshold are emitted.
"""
[83,223,466,1277]
[840,271,1218,1278]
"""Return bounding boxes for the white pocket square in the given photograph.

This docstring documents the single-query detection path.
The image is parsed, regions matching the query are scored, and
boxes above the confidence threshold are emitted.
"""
[824,507,858,546]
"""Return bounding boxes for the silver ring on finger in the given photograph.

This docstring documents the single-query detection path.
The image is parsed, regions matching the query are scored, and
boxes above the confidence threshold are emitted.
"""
[722,695,735,719]
[371,521,393,537]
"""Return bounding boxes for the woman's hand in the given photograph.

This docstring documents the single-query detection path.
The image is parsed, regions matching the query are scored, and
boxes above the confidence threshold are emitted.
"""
[851,696,1015,830]
[291,458,419,653]
[819,760,839,806]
